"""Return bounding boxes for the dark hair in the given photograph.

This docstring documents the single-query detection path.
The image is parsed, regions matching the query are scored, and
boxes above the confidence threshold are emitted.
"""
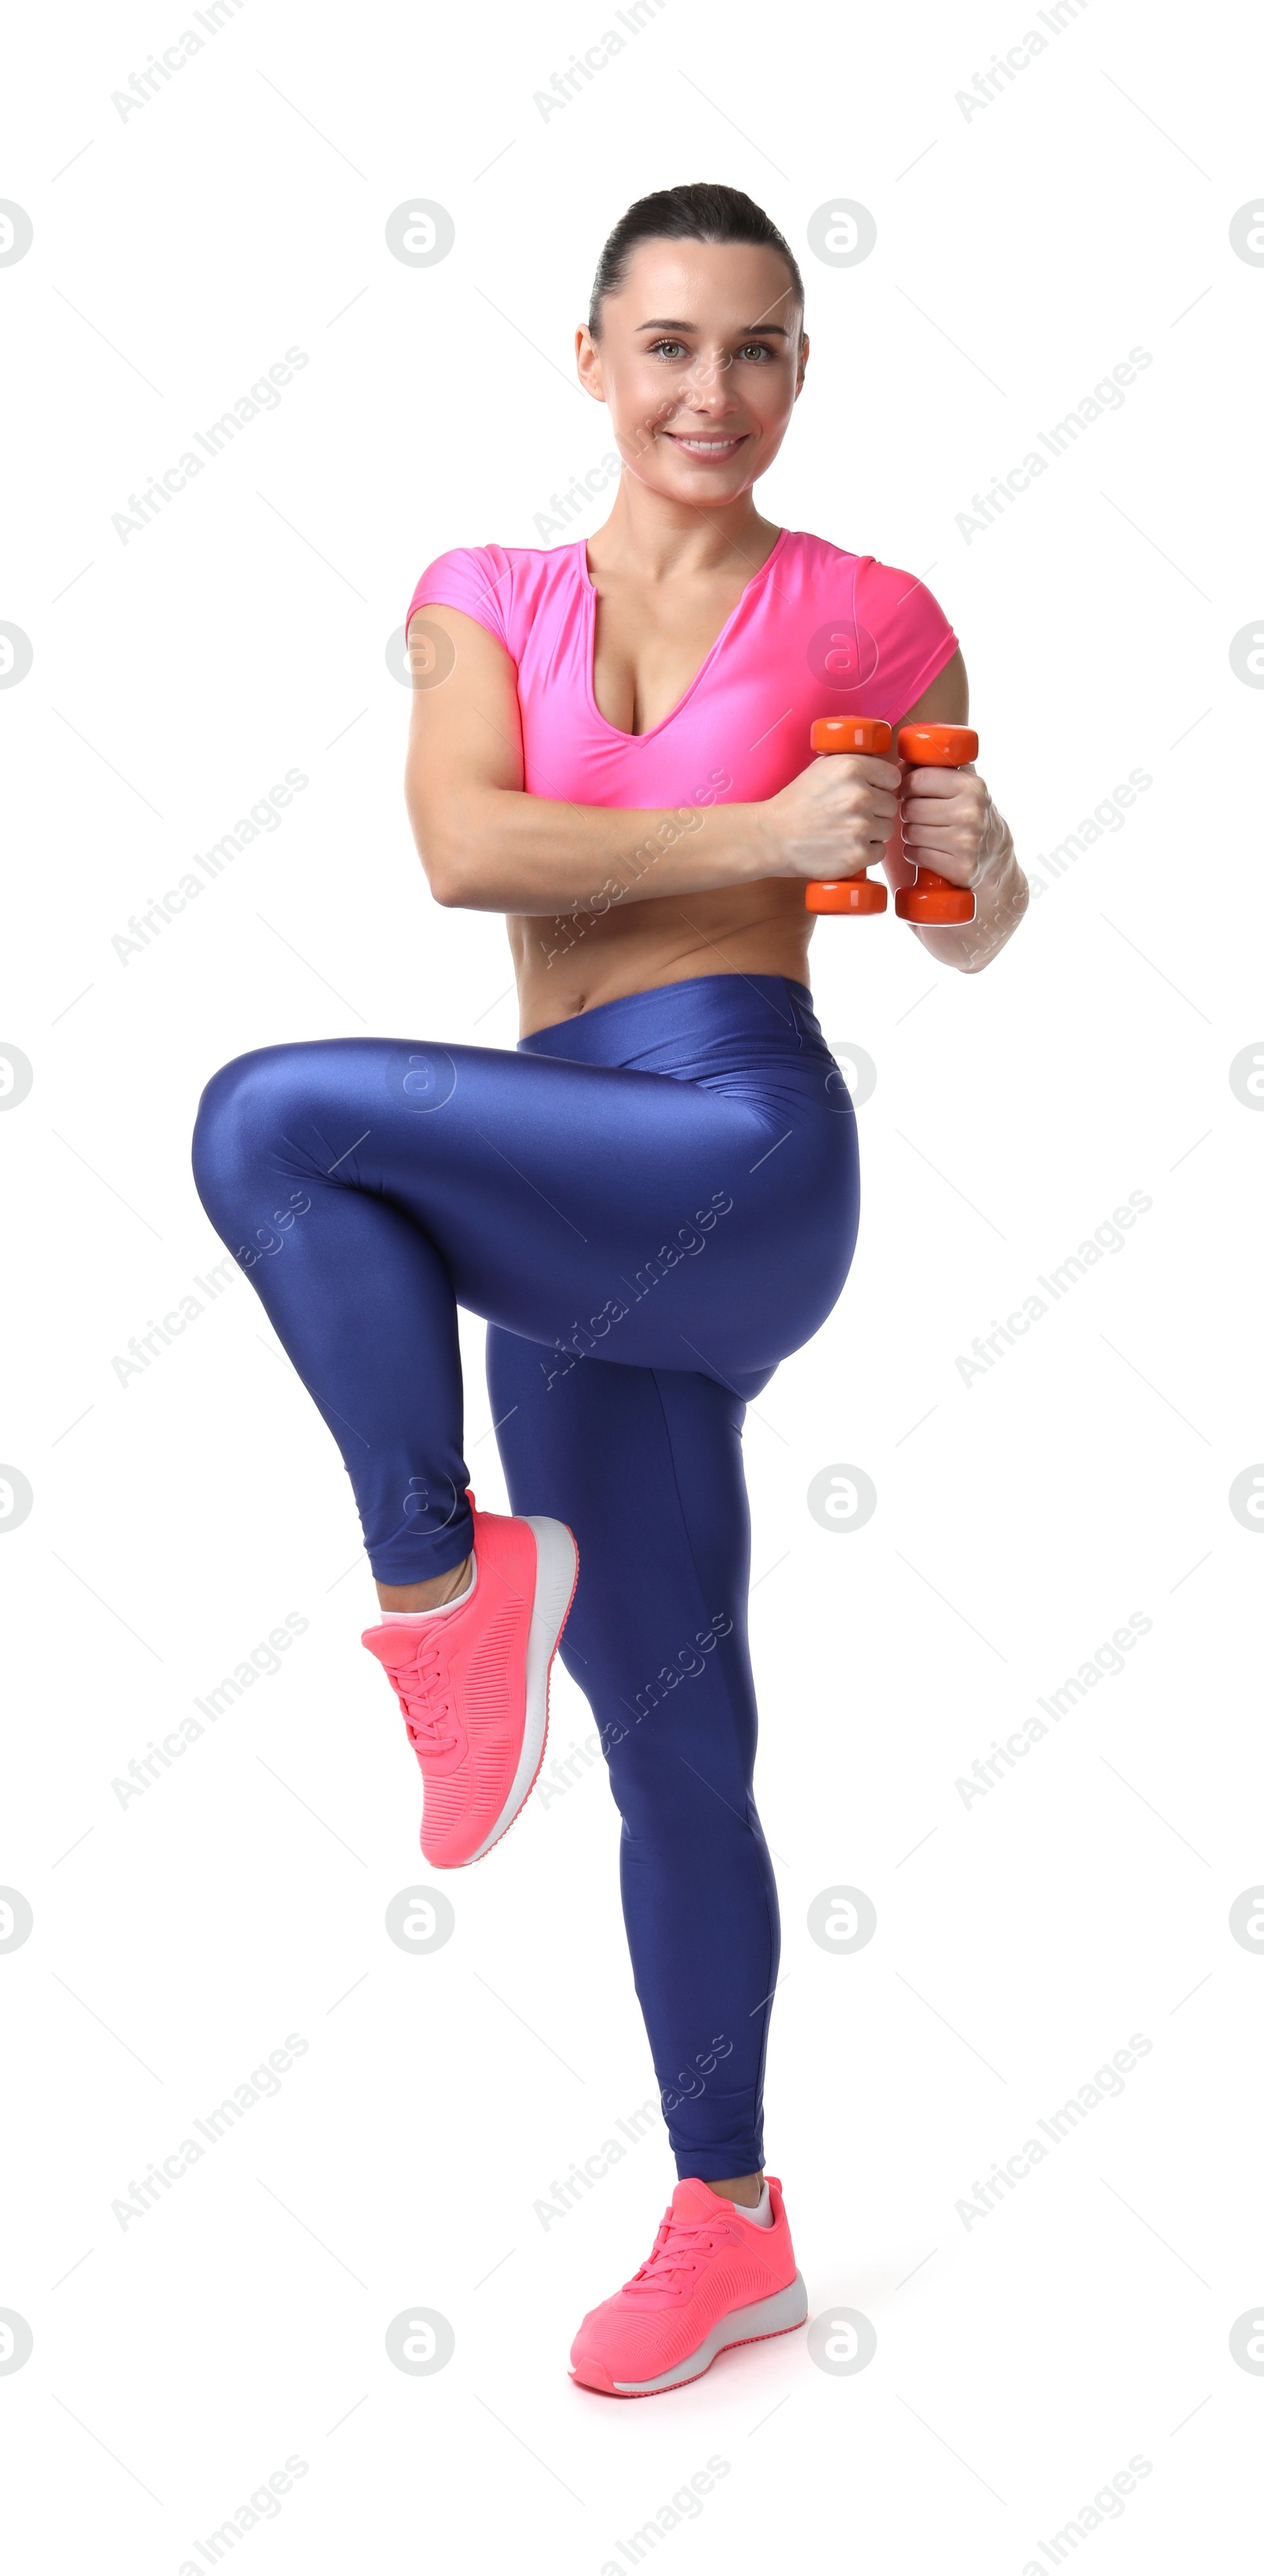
[588,182,804,338]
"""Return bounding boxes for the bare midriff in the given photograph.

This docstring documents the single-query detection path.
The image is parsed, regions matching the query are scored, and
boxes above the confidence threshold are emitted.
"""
[509,877,813,1035]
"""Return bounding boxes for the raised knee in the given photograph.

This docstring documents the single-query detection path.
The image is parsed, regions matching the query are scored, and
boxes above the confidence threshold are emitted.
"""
[190,1046,324,1243]
[191,1049,274,1190]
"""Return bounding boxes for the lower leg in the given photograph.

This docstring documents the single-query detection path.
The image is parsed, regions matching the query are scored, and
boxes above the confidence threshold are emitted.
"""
[191,1043,483,1591]
[377,1556,472,1614]
[488,1337,779,2184]
[709,2171,765,2206]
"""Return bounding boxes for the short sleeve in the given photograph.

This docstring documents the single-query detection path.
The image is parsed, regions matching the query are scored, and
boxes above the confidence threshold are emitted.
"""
[406,546,514,653]
[853,557,959,719]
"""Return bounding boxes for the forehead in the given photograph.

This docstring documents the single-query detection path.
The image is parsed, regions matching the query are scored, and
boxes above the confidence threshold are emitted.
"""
[611,235,799,325]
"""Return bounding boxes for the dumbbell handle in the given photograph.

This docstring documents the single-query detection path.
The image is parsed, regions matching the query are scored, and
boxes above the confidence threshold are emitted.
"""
[803,719,979,924]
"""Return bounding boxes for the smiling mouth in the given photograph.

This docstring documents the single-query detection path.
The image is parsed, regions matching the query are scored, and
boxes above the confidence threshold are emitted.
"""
[663,432,750,456]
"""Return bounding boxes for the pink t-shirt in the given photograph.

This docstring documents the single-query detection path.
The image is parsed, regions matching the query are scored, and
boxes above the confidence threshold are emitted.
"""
[405,528,958,809]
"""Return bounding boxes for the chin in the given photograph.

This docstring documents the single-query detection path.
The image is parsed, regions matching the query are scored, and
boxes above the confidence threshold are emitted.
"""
[665,464,751,494]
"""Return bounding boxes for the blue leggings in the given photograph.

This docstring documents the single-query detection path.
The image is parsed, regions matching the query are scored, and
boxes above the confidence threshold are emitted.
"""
[191,974,859,2178]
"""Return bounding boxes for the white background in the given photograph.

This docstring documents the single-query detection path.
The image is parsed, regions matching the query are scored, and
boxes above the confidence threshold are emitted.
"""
[2,0,1263,2567]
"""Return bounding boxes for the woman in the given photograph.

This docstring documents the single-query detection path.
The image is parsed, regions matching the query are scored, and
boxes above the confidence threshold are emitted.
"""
[192,182,1027,2398]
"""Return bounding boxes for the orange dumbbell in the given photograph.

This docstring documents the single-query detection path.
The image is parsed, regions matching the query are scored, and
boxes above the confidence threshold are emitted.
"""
[803,716,893,914]
[892,723,978,924]
[803,717,980,924]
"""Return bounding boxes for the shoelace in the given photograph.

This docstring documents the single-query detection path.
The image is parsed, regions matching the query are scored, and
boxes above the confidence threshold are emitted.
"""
[623,2210,733,2296]
[394,1626,459,1759]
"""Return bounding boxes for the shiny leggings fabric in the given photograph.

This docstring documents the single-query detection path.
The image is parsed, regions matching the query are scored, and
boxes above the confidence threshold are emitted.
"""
[192,973,859,2178]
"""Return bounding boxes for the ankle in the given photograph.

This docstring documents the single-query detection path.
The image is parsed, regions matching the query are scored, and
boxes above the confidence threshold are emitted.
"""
[709,2172,764,2208]
[377,1555,472,1616]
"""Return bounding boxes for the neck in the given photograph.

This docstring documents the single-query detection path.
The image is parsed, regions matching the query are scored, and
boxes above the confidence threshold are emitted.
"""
[586,475,780,582]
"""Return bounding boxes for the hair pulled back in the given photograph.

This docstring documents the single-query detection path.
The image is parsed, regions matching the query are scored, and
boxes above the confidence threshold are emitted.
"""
[588,182,804,338]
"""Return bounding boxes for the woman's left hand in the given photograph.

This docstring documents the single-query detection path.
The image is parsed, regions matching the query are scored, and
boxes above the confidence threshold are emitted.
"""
[893,757,1029,973]
[900,759,1010,892]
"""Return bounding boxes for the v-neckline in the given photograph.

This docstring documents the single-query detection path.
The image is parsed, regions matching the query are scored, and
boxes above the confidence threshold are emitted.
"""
[577,528,790,744]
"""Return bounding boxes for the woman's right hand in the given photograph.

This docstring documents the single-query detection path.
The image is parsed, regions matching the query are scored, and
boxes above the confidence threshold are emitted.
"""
[759,751,903,881]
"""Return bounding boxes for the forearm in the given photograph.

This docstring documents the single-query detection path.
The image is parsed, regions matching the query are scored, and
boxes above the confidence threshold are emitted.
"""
[882,790,1029,974]
[416,783,770,915]
[913,809,1029,972]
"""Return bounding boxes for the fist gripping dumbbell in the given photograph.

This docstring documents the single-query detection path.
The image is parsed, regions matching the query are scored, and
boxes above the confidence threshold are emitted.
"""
[892,723,977,925]
[803,717,978,925]
[803,716,893,913]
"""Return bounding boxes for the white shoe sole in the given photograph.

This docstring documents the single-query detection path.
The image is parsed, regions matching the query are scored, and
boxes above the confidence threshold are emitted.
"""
[465,1515,578,1863]
[606,2273,809,2395]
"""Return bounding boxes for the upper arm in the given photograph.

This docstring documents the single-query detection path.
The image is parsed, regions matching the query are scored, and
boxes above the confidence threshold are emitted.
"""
[851,555,965,734]
[404,601,524,892]
[879,648,971,888]
[896,645,969,732]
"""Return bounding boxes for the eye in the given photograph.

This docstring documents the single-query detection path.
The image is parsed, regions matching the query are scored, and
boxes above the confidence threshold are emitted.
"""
[736,340,776,362]
[647,338,687,359]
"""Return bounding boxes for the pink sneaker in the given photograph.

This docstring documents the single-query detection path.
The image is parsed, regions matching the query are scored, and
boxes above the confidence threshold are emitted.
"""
[569,2176,807,2396]
[362,1496,577,1868]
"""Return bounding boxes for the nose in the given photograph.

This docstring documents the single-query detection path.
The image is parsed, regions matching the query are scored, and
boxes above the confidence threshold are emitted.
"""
[679,355,736,415]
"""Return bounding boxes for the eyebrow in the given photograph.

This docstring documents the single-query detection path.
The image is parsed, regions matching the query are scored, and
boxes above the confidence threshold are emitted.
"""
[636,317,790,336]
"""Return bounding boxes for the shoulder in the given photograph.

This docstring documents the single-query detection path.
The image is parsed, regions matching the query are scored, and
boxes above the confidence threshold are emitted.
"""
[412,539,584,591]
[787,529,950,623]
[781,528,858,573]
[408,542,510,625]
[788,531,960,715]
[766,528,857,593]
[852,554,949,622]
[407,540,582,648]
[830,543,958,647]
